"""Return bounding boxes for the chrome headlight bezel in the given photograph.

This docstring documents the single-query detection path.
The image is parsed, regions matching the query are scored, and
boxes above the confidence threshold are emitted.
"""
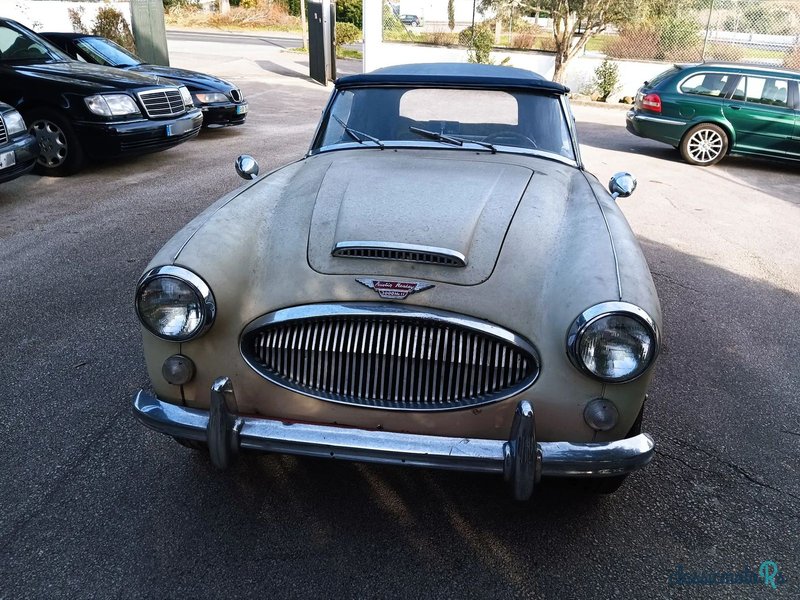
[566,302,659,383]
[178,86,194,106]
[85,93,140,117]
[135,266,216,342]
[3,109,26,135]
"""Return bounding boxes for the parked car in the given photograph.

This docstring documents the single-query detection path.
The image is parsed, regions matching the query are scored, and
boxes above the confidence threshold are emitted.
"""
[0,101,38,184]
[400,14,422,27]
[626,62,800,166]
[133,63,661,499]
[40,32,247,128]
[0,18,203,176]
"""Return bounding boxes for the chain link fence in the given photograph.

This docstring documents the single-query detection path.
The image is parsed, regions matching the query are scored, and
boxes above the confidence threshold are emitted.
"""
[381,0,800,68]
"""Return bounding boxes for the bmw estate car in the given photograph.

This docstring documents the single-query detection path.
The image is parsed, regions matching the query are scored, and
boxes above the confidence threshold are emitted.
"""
[0,101,38,184]
[133,64,661,499]
[0,18,203,176]
[626,62,800,166]
[41,32,248,128]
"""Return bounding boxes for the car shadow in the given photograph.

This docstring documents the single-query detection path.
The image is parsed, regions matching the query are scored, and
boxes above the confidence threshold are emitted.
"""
[578,121,800,206]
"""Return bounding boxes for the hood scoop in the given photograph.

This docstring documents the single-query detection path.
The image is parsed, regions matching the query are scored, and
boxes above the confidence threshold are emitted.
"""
[332,241,467,267]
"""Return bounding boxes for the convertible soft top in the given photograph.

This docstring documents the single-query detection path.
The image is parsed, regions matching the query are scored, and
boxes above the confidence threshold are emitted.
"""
[336,62,569,94]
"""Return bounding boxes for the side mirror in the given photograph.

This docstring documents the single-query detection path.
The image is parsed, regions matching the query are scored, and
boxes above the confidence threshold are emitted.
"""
[609,172,637,200]
[235,154,259,180]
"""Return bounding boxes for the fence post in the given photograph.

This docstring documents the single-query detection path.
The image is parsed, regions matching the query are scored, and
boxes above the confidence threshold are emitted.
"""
[701,0,716,62]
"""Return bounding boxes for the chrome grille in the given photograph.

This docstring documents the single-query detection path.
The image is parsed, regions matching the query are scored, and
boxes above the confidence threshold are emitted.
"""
[241,304,538,411]
[332,242,466,267]
[138,88,185,118]
[0,117,7,145]
[230,88,243,103]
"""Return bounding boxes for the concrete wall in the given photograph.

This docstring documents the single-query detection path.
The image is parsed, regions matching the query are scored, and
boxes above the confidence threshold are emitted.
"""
[368,42,672,101]
[5,1,131,33]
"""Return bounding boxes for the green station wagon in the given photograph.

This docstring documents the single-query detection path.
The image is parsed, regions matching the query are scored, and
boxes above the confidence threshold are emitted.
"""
[626,62,800,166]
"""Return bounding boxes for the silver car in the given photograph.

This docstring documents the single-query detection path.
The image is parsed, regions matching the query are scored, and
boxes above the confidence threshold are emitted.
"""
[133,63,661,499]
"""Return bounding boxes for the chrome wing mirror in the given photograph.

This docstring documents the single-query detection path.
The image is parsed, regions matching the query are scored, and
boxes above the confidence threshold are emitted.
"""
[235,154,259,180]
[608,172,637,200]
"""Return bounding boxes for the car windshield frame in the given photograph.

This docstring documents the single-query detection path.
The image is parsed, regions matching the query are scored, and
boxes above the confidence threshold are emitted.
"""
[74,36,143,68]
[0,21,71,65]
[309,84,581,167]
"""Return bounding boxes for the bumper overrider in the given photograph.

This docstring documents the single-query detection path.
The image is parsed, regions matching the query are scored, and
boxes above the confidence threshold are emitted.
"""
[133,376,655,500]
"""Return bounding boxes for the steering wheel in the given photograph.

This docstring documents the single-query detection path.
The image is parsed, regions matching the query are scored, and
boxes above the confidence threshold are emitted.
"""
[483,130,537,148]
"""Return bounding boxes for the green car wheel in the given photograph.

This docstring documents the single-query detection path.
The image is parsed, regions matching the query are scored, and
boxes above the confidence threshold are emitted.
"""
[680,123,729,166]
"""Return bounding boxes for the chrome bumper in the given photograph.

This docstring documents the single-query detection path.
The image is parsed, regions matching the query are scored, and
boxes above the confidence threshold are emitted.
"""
[133,377,655,500]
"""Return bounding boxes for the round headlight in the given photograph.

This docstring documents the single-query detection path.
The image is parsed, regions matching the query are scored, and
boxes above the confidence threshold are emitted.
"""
[135,266,215,341]
[567,302,659,383]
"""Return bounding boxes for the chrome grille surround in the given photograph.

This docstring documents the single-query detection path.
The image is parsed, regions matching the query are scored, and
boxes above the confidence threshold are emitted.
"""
[240,303,539,411]
[332,241,467,267]
[0,116,8,145]
[230,88,243,103]
[137,88,186,118]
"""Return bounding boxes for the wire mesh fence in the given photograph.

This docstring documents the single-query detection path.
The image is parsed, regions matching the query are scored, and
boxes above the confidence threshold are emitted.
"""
[381,0,800,68]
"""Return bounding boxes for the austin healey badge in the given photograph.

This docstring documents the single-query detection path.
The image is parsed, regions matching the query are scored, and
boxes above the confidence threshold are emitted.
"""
[356,278,434,300]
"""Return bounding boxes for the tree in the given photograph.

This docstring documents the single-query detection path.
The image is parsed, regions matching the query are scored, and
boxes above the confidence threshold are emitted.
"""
[448,0,455,31]
[219,0,230,16]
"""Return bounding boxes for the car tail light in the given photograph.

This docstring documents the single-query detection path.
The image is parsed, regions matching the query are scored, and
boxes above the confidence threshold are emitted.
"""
[641,93,662,113]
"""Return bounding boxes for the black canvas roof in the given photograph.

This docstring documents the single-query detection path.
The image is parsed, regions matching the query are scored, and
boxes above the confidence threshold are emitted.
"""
[336,63,569,94]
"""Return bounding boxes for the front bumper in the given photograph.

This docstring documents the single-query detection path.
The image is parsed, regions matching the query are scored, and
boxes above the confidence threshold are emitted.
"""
[199,101,247,127]
[133,377,655,500]
[0,133,38,183]
[74,109,203,159]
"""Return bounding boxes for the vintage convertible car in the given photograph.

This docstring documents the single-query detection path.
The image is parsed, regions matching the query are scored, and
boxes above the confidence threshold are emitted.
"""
[133,64,661,499]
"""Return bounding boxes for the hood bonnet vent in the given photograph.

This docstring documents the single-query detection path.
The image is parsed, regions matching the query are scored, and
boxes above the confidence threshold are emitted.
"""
[332,242,466,267]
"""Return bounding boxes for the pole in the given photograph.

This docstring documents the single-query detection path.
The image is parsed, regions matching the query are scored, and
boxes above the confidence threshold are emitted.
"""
[300,0,308,50]
[701,0,715,62]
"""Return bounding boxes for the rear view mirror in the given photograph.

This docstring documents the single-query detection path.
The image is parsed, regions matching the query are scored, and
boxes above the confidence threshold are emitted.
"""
[609,172,637,200]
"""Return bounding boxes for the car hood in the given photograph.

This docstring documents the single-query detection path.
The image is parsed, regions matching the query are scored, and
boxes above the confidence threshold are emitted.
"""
[8,60,164,91]
[158,149,627,305]
[305,151,533,285]
[127,64,231,92]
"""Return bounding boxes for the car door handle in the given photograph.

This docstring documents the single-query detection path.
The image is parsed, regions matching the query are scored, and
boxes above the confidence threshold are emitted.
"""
[727,105,741,110]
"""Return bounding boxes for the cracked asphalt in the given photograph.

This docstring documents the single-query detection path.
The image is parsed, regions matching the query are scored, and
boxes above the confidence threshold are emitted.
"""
[1,36,798,599]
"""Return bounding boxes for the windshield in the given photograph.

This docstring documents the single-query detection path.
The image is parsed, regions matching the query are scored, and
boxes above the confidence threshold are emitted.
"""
[314,86,576,161]
[0,22,69,64]
[75,37,142,68]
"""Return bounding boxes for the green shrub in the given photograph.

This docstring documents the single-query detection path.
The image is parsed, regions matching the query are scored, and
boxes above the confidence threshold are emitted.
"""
[592,59,620,102]
[336,0,362,29]
[461,24,494,64]
[92,6,136,53]
[336,22,361,46]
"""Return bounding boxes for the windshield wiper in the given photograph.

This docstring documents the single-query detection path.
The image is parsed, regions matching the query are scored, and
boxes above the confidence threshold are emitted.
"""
[409,126,496,154]
[331,114,384,149]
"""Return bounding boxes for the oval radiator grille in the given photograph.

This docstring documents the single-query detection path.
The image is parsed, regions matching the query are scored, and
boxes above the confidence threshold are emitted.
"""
[241,305,539,411]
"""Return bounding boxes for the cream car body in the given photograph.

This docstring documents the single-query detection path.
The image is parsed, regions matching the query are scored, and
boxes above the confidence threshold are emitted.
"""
[134,64,661,499]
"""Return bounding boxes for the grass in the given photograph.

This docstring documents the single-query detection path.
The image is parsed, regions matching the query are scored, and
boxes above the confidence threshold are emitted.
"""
[287,47,363,60]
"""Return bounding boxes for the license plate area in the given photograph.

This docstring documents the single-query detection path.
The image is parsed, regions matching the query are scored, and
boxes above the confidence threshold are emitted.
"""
[166,119,194,137]
[0,150,15,170]
[236,103,248,115]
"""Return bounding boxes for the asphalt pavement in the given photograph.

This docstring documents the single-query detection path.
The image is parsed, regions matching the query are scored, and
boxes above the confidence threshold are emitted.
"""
[0,35,798,599]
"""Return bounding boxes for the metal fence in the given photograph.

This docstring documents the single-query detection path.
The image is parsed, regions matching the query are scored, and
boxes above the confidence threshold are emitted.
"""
[381,0,800,68]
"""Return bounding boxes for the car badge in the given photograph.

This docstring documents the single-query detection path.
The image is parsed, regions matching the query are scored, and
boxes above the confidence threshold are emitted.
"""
[356,278,434,300]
